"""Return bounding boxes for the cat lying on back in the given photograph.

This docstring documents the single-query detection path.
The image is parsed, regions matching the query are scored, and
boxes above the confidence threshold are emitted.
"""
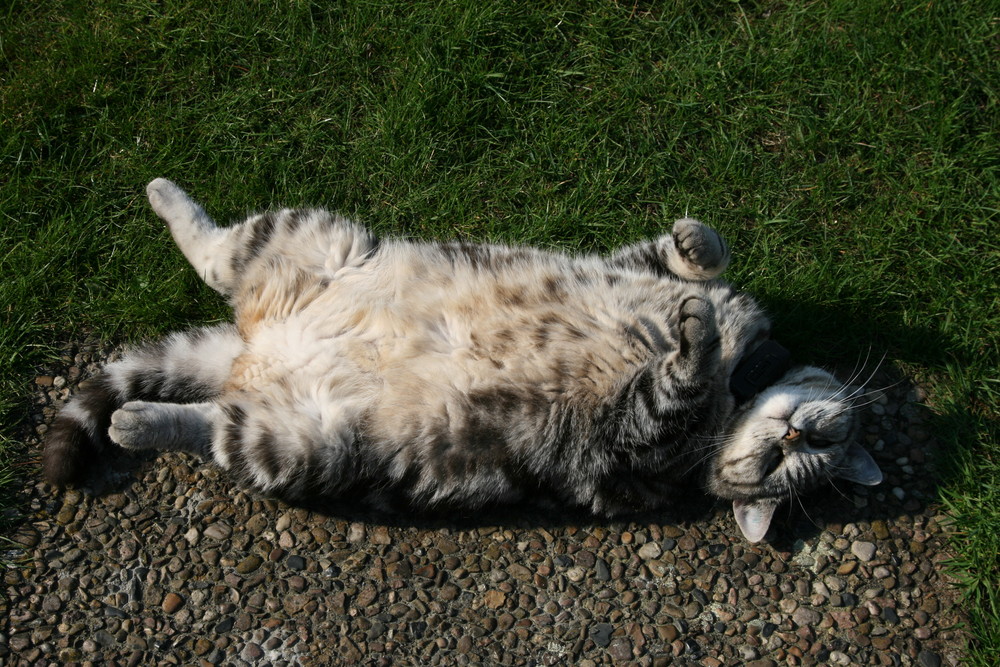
[43,179,882,542]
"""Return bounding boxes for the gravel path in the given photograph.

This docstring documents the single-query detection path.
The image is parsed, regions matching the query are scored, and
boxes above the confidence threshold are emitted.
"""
[4,339,966,666]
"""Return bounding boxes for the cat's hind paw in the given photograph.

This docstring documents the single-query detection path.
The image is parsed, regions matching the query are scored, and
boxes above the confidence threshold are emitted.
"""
[146,178,210,232]
[147,178,187,216]
[109,401,161,450]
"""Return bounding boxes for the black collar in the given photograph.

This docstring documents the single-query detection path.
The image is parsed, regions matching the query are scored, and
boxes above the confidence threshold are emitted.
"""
[729,340,792,406]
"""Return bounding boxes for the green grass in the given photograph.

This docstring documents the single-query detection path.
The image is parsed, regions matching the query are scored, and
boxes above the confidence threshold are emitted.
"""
[2,0,997,658]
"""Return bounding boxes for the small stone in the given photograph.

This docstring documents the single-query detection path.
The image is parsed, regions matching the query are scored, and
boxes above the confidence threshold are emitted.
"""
[608,637,632,661]
[347,523,366,543]
[9,633,32,652]
[438,584,460,601]
[162,593,184,613]
[11,526,41,548]
[638,542,662,559]
[837,561,857,575]
[589,623,613,648]
[657,625,679,642]
[792,607,821,626]
[917,651,941,667]
[204,523,232,540]
[241,642,264,660]
[236,555,263,574]
[370,526,391,545]
[851,541,876,562]
[483,590,506,609]
[245,514,268,535]
[183,527,200,545]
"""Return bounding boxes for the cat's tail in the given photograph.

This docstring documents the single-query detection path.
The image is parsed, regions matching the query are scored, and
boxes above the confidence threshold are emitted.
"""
[43,325,244,486]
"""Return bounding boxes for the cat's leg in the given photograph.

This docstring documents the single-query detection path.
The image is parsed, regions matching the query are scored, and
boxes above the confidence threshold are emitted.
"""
[146,178,241,295]
[609,218,730,281]
[590,296,721,514]
[201,397,356,499]
[614,296,720,439]
[43,325,244,486]
[147,178,380,294]
[109,401,220,457]
[105,394,355,499]
[672,295,722,379]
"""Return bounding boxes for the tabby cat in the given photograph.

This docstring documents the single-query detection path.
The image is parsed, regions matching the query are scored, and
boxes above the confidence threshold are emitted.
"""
[43,179,882,542]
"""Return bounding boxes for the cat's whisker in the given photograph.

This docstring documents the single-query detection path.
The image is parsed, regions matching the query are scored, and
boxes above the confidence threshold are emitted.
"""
[841,346,874,392]
[834,350,889,405]
[789,484,823,531]
[839,377,907,414]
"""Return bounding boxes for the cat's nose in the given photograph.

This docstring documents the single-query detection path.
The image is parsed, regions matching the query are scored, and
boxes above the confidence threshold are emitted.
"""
[782,427,801,443]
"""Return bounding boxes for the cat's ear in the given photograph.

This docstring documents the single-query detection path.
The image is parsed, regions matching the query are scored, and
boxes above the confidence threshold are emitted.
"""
[732,498,779,543]
[837,442,883,486]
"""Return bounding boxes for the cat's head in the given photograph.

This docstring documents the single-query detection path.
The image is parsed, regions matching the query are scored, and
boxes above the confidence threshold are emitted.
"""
[708,366,883,542]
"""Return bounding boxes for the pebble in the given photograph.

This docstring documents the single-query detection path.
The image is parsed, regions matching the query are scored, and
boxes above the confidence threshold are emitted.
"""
[236,555,263,574]
[589,623,614,647]
[918,650,942,667]
[2,347,964,665]
[851,541,877,562]
[162,593,184,613]
[638,542,662,559]
[204,522,232,540]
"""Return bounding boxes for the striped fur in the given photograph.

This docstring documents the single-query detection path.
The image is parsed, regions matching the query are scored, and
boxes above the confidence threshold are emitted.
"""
[43,179,882,542]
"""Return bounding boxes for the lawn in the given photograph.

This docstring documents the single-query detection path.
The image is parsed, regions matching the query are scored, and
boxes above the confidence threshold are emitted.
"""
[2,0,997,659]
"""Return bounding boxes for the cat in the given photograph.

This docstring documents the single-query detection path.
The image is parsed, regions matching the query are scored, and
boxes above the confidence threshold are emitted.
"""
[42,178,883,542]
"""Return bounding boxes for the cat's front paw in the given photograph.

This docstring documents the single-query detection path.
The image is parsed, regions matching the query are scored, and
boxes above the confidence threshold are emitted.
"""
[672,218,730,280]
[677,296,720,375]
[109,401,160,450]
